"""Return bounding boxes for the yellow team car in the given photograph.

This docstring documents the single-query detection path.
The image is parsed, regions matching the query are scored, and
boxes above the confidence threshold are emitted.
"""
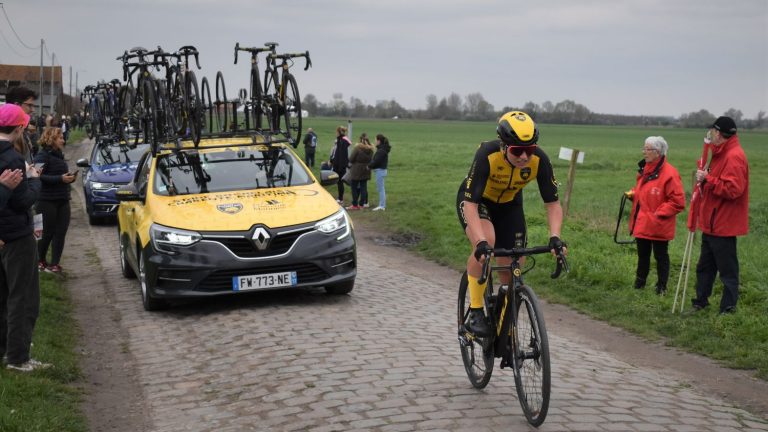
[116,136,355,311]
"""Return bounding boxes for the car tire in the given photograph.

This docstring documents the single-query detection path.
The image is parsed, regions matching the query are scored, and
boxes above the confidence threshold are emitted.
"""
[89,214,101,225]
[325,279,354,295]
[139,249,167,311]
[118,230,136,279]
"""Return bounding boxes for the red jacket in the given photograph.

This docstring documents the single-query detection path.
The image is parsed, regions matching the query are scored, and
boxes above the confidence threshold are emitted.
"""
[696,135,749,236]
[629,157,686,241]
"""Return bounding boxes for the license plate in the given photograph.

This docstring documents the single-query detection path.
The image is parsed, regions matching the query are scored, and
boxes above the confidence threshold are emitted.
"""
[233,271,297,291]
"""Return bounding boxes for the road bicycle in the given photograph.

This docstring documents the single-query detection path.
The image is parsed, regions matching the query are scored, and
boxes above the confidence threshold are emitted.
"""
[262,49,311,144]
[234,41,277,131]
[117,47,166,151]
[80,85,102,140]
[154,45,203,145]
[457,243,568,427]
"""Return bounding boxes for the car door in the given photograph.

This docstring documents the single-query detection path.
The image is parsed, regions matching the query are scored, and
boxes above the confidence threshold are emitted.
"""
[120,151,152,268]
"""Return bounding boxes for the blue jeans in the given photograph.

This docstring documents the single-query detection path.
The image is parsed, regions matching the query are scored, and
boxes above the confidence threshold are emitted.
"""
[373,169,387,208]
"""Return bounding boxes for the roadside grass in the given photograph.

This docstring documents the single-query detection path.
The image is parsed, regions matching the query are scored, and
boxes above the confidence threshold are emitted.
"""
[305,117,768,379]
[0,273,86,432]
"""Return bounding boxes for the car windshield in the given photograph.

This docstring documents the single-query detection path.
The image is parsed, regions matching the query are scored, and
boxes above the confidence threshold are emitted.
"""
[152,146,313,196]
[95,143,149,166]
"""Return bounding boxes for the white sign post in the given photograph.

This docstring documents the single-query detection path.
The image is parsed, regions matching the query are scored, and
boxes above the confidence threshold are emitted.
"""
[558,147,585,217]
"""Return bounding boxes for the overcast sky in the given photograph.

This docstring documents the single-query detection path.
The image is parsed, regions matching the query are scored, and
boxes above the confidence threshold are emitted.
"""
[2,0,766,118]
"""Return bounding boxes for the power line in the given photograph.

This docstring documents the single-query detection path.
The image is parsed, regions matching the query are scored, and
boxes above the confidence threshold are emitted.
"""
[0,3,40,51]
[0,25,36,58]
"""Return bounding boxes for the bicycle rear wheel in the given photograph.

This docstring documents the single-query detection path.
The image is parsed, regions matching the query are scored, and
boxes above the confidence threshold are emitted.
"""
[458,271,494,389]
[250,68,264,130]
[140,79,159,154]
[281,74,302,145]
[215,71,228,133]
[185,71,202,145]
[200,77,213,135]
[511,284,551,427]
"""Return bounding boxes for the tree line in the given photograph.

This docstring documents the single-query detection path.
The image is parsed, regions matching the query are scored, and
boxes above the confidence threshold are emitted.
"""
[302,92,767,129]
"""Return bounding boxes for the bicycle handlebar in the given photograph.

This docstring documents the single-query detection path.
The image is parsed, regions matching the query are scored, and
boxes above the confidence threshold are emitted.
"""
[234,42,276,64]
[267,51,312,70]
[477,245,569,285]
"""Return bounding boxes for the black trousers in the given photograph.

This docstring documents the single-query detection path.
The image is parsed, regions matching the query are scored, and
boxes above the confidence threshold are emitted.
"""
[36,199,71,265]
[350,179,368,206]
[304,147,315,167]
[635,238,669,288]
[694,234,739,312]
[0,234,40,365]
[336,168,346,201]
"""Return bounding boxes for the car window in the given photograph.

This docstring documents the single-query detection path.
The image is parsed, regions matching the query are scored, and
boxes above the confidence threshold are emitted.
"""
[136,153,152,196]
[153,146,312,196]
[93,143,150,166]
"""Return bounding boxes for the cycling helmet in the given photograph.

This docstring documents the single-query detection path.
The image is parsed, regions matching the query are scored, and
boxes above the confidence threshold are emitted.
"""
[497,111,539,146]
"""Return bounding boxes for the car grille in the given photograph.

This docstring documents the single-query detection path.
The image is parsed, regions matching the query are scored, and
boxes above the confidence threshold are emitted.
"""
[196,262,329,292]
[205,227,315,258]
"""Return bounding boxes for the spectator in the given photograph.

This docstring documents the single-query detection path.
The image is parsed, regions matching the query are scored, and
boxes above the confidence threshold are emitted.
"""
[302,128,318,167]
[5,87,38,163]
[0,103,47,372]
[0,169,23,208]
[33,127,76,275]
[331,126,351,204]
[626,136,685,294]
[346,133,374,210]
[61,116,69,143]
[368,133,391,211]
[691,117,749,314]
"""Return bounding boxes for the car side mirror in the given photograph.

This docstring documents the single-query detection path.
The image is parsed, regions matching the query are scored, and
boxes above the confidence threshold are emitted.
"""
[76,158,90,168]
[320,169,338,187]
[116,183,144,202]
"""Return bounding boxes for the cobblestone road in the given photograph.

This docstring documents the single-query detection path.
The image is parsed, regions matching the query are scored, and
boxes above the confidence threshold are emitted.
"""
[65,140,767,432]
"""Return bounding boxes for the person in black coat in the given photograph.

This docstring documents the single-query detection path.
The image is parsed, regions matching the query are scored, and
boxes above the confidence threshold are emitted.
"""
[33,127,76,275]
[0,103,46,372]
[368,134,391,211]
[331,126,352,203]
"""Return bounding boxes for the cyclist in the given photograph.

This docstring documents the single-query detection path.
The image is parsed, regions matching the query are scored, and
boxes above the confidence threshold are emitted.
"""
[457,111,566,336]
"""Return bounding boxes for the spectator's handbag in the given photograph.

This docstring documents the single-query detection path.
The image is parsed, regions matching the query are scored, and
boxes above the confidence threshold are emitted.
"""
[341,170,351,185]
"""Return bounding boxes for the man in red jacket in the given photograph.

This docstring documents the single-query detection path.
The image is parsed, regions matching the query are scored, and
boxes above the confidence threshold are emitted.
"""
[691,116,749,314]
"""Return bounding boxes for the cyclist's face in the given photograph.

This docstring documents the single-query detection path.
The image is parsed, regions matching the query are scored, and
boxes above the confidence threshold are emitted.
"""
[505,145,533,168]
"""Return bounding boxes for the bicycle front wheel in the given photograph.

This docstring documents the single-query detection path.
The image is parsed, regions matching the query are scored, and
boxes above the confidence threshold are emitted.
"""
[458,271,494,389]
[281,74,302,145]
[511,284,551,427]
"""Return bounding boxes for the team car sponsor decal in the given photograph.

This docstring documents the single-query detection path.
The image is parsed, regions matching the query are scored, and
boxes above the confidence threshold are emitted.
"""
[166,188,319,206]
[217,203,243,214]
[253,200,287,211]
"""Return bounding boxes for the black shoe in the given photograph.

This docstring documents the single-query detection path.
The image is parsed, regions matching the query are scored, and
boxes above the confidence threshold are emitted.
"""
[719,306,736,315]
[690,301,708,311]
[467,308,492,337]
[655,285,667,295]
[634,277,646,289]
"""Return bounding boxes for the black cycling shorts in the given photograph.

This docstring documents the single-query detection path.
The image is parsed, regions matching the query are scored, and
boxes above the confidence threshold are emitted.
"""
[456,186,527,249]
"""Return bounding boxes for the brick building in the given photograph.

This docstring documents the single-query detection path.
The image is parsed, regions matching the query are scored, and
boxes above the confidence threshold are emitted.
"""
[0,64,64,113]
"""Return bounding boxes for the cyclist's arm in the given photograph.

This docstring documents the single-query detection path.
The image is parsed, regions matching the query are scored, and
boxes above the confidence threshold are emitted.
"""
[544,201,563,240]
[462,143,492,246]
[535,148,566,252]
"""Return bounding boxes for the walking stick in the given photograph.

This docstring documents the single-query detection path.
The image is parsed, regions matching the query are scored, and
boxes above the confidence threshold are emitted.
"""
[672,140,711,314]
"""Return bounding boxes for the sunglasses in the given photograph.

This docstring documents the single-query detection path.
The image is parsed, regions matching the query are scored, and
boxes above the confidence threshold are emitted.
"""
[506,145,537,157]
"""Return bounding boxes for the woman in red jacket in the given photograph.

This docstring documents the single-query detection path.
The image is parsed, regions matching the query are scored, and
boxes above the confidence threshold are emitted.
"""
[627,136,685,294]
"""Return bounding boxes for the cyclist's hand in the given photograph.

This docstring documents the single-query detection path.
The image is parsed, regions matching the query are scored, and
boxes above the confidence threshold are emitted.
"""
[474,240,492,262]
[549,236,567,257]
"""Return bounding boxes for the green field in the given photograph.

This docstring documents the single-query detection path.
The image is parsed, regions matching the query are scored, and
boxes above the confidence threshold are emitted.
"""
[304,117,768,378]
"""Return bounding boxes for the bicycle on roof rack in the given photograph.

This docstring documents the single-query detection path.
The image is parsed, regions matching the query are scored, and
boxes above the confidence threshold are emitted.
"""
[234,41,277,132]
[117,46,167,150]
[154,45,203,145]
[200,71,230,136]
[81,84,103,140]
[458,243,568,427]
[262,49,311,145]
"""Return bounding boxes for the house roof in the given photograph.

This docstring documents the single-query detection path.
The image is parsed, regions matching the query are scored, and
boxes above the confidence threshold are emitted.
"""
[0,64,63,82]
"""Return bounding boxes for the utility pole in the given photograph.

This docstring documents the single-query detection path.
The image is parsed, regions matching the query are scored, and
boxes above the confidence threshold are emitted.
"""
[49,52,55,115]
[68,65,72,115]
[39,39,43,120]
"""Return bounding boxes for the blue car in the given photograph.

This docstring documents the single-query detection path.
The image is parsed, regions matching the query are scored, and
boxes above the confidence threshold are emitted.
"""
[77,140,149,224]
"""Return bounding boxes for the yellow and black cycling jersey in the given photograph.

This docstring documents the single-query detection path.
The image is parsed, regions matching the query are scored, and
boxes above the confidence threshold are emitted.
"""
[460,140,559,205]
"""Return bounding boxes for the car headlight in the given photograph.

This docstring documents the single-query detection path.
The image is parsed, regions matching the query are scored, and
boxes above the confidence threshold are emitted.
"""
[91,182,115,190]
[150,223,202,254]
[315,210,351,240]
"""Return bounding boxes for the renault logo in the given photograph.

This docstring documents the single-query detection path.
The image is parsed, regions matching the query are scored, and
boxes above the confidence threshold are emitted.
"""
[251,227,271,250]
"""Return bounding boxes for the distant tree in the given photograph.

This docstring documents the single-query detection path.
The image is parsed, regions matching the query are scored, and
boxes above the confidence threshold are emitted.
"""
[425,94,438,118]
[522,101,540,119]
[723,108,743,124]
[303,93,319,116]
[464,93,494,120]
[348,97,368,118]
[679,109,715,128]
[757,111,767,128]
[446,93,462,120]
[541,101,554,113]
